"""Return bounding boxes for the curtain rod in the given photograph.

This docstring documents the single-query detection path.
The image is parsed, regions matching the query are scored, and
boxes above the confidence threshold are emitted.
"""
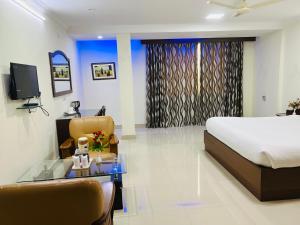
[141,37,256,44]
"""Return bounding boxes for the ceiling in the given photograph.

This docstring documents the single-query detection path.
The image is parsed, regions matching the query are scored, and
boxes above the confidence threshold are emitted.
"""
[29,0,300,39]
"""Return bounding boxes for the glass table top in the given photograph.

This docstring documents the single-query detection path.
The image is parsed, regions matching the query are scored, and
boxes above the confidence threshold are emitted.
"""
[17,154,127,183]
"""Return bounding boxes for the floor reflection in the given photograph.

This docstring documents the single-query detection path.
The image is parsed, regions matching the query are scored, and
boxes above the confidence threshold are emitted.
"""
[114,126,300,225]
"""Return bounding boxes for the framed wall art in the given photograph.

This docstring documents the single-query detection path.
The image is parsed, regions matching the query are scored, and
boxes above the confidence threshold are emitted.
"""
[91,62,116,80]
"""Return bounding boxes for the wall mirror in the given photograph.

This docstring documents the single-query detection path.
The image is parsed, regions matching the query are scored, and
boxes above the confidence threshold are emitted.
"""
[49,50,72,97]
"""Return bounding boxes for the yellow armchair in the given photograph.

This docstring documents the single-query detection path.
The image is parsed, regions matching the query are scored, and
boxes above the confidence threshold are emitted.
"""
[60,116,119,159]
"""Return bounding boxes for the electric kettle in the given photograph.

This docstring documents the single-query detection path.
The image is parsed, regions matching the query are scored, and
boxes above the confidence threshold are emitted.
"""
[71,101,80,113]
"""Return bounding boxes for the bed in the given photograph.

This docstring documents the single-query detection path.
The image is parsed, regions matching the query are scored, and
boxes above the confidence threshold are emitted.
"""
[204,116,300,201]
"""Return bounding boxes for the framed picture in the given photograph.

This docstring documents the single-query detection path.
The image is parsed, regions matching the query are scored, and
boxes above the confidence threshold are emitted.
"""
[52,63,71,81]
[91,62,116,80]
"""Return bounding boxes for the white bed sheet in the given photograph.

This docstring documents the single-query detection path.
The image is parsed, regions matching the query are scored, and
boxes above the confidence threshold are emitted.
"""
[206,116,300,169]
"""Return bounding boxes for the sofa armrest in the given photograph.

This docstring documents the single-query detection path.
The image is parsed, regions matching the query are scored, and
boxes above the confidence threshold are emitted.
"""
[92,182,115,225]
[0,179,114,225]
[60,138,74,149]
[60,138,75,158]
[109,134,119,155]
[109,134,119,145]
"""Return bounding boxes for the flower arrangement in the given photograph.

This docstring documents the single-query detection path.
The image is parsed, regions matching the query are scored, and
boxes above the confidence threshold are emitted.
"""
[288,98,300,109]
[90,130,109,152]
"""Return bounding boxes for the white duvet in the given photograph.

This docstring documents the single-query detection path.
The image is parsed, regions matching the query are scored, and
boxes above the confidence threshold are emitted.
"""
[206,116,300,169]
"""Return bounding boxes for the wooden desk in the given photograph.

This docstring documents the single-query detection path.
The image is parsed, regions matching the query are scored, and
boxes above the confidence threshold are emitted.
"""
[56,109,98,158]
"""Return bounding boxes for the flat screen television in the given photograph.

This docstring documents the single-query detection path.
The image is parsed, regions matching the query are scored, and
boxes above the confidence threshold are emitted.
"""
[10,63,40,100]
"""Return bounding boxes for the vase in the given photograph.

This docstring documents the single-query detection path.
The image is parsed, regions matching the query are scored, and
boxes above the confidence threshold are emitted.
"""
[295,109,300,115]
[96,154,102,164]
[286,109,294,115]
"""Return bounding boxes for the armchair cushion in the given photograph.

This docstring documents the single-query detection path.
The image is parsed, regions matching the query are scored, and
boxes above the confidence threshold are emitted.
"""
[70,116,115,146]
[65,116,119,157]
[88,152,116,161]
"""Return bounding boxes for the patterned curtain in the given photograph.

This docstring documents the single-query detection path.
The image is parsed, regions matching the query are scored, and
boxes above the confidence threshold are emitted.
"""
[146,40,243,128]
[146,43,199,128]
[199,41,243,124]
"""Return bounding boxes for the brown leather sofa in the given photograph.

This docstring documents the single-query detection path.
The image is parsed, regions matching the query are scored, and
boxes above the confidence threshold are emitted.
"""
[60,116,119,159]
[0,179,115,225]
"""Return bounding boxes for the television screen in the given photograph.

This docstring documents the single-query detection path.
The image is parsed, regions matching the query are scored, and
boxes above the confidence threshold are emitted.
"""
[10,63,40,100]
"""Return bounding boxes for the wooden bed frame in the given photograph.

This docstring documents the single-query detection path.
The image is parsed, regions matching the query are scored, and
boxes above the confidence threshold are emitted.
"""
[204,130,300,201]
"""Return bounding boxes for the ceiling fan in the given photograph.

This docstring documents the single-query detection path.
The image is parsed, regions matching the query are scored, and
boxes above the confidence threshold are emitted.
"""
[206,0,283,17]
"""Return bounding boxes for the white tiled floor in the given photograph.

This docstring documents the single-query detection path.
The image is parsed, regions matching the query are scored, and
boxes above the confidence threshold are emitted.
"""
[114,126,300,225]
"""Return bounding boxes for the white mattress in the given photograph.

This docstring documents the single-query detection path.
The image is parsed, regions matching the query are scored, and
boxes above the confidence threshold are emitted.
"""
[206,116,300,169]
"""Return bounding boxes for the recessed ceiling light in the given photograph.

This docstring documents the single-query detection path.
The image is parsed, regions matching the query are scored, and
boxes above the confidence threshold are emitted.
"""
[97,35,103,39]
[206,13,224,20]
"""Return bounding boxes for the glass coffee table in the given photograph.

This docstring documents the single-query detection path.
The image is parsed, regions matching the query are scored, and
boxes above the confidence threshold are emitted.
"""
[17,154,126,210]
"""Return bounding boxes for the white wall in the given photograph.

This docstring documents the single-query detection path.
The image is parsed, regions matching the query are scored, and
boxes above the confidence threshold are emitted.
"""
[76,40,121,124]
[0,1,80,184]
[77,39,146,126]
[254,21,300,116]
[280,22,300,111]
[254,31,283,116]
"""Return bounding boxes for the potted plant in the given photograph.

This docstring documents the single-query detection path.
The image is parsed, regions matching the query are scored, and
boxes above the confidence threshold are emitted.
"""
[90,130,109,164]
